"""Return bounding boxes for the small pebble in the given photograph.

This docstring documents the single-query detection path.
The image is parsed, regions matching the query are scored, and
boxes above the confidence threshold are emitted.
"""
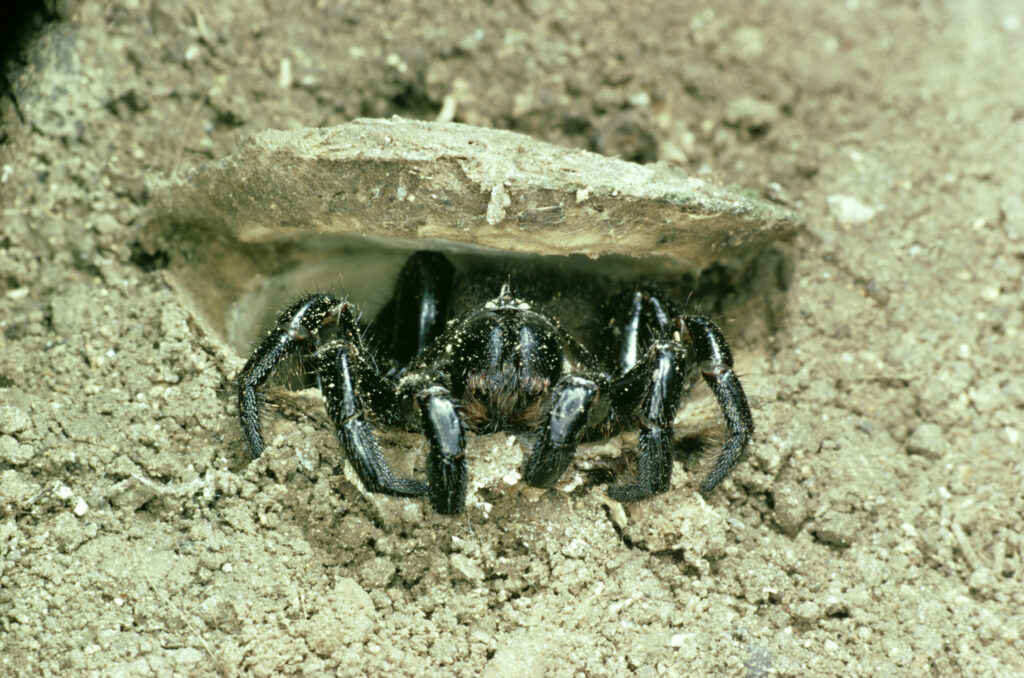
[450,553,485,582]
[828,194,878,224]
[980,285,1000,302]
[906,423,946,460]
[814,514,857,548]
[0,405,32,435]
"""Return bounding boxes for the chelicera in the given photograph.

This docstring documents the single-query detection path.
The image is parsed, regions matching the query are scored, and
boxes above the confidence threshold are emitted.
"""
[237,251,753,514]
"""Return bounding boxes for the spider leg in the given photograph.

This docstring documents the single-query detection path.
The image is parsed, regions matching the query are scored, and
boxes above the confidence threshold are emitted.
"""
[416,385,467,514]
[314,341,427,497]
[611,290,644,375]
[238,294,345,459]
[523,375,598,488]
[607,342,688,502]
[374,251,455,373]
[683,316,754,496]
[603,289,674,377]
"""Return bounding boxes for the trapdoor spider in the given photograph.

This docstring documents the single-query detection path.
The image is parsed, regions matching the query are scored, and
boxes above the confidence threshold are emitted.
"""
[237,251,753,514]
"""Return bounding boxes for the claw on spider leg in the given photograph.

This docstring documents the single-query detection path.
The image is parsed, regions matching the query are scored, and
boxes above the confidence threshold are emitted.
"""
[336,417,428,496]
[523,375,597,488]
[316,342,427,497]
[683,316,754,496]
[237,293,345,458]
[417,386,466,514]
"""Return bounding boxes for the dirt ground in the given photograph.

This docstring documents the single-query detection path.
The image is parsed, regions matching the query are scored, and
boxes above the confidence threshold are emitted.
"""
[2,1,1023,676]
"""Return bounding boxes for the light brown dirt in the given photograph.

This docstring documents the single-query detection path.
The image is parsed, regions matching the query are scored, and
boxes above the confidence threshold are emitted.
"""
[1,1,1022,676]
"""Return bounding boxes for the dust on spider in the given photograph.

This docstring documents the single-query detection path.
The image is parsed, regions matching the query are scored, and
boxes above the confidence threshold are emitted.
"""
[238,252,753,514]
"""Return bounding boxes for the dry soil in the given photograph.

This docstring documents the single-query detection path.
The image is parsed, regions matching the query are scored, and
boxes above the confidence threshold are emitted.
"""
[1,1,1022,676]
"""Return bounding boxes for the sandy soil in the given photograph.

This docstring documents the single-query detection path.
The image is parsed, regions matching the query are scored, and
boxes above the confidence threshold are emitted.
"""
[1,1,1023,676]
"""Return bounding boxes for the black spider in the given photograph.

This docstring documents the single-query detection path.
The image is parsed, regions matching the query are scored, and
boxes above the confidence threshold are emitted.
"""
[237,251,753,514]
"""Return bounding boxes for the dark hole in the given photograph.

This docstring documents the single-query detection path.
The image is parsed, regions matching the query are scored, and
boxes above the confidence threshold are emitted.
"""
[129,240,169,271]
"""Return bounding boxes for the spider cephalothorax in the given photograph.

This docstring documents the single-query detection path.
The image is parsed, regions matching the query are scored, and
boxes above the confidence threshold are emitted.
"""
[237,251,753,514]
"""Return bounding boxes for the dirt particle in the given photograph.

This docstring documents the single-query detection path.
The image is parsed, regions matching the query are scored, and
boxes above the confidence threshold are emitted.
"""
[905,423,947,460]
[198,595,241,633]
[0,404,32,435]
[450,552,485,583]
[723,96,779,135]
[813,514,859,548]
[50,511,89,553]
[791,600,822,625]
[0,435,33,465]
[358,556,397,589]
[827,194,878,225]
[0,469,40,511]
[772,476,810,535]
[303,578,376,657]
[482,631,551,678]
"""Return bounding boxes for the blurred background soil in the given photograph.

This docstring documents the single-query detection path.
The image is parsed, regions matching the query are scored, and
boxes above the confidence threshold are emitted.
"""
[1,1,1022,676]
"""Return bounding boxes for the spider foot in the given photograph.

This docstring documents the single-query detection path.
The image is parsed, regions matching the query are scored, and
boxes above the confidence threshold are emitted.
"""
[523,375,598,488]
[315,341,426,498]
[418,386,467,514]
[338,418,428,496]
[607,426,673,502]
[683,316,754,496]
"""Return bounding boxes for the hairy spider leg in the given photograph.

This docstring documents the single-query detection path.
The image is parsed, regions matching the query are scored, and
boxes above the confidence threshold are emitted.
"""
[417,385,467,514]
[313,341,428,497]
[604,291,753,499]
[683,316,754,496]
[374,251,455,373]
[522,375,599,488]
[606,341,689,502]
[237,293,345,459]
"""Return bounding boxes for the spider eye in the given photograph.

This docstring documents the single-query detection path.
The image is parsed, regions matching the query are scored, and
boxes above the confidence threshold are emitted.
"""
[483,297,531,312]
